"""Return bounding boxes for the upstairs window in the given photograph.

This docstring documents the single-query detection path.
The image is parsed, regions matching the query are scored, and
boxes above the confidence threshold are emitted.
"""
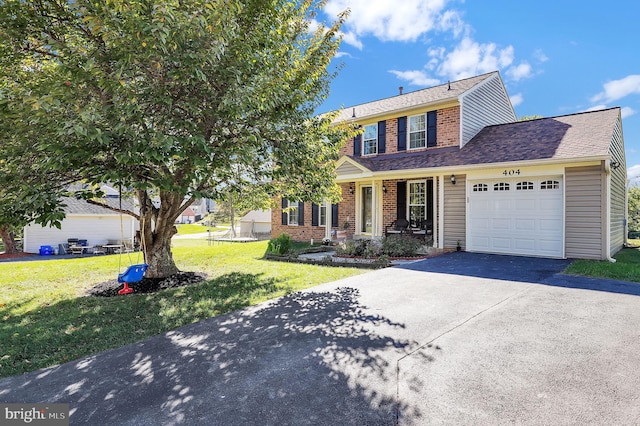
[409,115,426,149]
[408,111,437,149]
[362,123,378,155]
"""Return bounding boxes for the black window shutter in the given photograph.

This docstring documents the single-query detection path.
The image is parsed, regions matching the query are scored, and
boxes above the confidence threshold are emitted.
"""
[397,116,407,151]
[281,198,288,225]
[378,120,386,154]
[331,204,339,227]
[311,203,319,226]
[427,111,437,147]
[298,202,304,226]
[396,182,407,220]
[353,134,361,157]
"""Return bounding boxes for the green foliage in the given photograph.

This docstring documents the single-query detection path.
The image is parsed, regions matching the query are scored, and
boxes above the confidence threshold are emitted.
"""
[335,236,422,258]
[629,186,640,232]
[0,0,355,276]
[266,233,292,255]
[381,235,422,257]
[518,115,544,121]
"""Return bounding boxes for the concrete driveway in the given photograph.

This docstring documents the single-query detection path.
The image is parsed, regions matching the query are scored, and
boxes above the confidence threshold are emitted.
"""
[2,252,640,425]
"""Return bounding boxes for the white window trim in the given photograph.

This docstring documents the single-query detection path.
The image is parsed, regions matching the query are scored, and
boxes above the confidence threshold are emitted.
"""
[408,114,426,150]
[407,179,427,227]
[286,199,299,226]
[362,123,378,156]
[319,202,327,227]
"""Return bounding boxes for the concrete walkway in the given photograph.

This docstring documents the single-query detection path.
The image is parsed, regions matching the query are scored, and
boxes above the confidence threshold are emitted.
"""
[1,252,640,424]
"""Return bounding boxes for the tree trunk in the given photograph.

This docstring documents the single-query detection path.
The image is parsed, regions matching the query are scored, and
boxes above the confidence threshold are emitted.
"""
[0,225,19,254]
[137,190,183,278]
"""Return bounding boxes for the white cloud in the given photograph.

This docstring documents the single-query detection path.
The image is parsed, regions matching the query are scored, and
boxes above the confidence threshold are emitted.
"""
[591,74,640,103]
[628,164,640,184]
[324,0,450,47]
[510,93,524,107]
[533,49,548,63]
[622,106,636,118]
[334,51,352,59]
[341,31,363,50]
[389,70,441,87]
[437,37,514,80]
[584,104,608,112]
[506,62,532,81]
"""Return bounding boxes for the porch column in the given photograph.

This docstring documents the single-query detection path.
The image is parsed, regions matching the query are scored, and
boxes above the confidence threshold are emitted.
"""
[372,180,378,237]
[438,175,445,249]
[325,199,332,240]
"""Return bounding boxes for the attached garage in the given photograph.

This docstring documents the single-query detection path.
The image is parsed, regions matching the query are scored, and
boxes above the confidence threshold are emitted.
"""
[467,176,564,258]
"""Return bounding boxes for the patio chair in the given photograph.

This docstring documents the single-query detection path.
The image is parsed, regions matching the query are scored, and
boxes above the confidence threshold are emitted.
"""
[385,218,410,236]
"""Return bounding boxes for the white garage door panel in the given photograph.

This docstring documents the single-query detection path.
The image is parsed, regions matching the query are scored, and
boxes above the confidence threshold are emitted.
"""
[468,176,563,258]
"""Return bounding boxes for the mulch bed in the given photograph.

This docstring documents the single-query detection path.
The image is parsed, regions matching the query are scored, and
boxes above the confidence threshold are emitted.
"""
[0,252,33,260]
[86,271,208,297]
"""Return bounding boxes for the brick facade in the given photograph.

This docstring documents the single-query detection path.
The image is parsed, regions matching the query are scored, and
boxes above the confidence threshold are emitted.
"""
[272,106,460,242]
[437,105,460,148]
[271,200,327,242]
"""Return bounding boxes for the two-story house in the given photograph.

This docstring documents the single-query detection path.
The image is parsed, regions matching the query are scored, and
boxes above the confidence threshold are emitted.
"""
[272,71,627,260]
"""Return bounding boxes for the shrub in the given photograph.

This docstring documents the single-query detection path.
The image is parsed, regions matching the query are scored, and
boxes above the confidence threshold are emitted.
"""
[335,239,378,257]
[381,235,421,257]
[266,233,292,255]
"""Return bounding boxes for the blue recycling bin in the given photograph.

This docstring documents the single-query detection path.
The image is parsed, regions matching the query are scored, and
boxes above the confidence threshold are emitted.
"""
[39,245,53,256]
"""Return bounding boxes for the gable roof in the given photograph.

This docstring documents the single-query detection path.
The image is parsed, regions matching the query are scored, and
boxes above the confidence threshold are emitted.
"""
[332,72,498,123]
[62,197,134,215]
[345,108,620,174]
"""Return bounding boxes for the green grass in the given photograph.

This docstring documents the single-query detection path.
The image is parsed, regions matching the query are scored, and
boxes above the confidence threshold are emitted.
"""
[175,223,224,234]
[0,240,364,378]
[564,245,640,283]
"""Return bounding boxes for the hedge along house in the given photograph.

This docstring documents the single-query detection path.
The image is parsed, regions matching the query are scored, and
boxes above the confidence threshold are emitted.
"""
[272,71,627,260]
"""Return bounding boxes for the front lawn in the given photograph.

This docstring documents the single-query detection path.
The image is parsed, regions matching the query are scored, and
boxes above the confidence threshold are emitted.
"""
[0,240,364,378]
[564,245,640,283]
[175,223,223,234]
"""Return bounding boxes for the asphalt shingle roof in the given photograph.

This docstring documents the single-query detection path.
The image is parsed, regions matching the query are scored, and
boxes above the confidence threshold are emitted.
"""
[350,108,620,172]
[62,197,134,215]
[332,72,497,123]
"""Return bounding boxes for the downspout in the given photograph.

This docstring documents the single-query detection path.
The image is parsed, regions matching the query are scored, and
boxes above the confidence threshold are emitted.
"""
[605,160,616,263]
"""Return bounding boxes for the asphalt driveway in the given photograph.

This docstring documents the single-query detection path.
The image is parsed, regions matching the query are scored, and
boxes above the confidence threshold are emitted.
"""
[2,252,640,425]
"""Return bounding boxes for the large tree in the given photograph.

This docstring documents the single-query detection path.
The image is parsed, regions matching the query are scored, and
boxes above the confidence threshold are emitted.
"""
[0,0,353,277]
[629,185,640,233]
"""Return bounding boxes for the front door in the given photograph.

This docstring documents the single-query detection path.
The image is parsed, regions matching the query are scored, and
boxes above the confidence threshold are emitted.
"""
[361,186,373,233]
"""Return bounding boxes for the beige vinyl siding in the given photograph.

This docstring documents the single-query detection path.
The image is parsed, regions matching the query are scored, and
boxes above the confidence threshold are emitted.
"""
[336,162,364,177]
[459,75,517,147]
[609,115,626,256]
[443,174,466,249]
[565,165,604,259]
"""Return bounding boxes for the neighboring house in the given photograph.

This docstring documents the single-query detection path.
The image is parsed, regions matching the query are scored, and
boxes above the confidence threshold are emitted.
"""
[23,197,136,254]
[272,71,627,260]
[189,198,210,221]
[240,209,272,239]
[178,207,196,224]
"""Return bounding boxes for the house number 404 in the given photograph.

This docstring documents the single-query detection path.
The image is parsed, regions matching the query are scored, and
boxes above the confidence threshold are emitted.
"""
[503,169,521,176]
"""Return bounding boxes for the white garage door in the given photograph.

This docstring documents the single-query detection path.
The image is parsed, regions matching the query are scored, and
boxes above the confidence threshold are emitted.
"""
[468,177,564,258]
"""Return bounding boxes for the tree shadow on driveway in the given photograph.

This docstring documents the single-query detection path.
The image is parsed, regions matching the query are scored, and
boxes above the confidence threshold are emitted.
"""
[0,287,422,425]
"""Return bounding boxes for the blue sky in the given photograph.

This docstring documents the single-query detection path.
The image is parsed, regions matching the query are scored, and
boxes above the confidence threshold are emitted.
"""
[316,0,640,184]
